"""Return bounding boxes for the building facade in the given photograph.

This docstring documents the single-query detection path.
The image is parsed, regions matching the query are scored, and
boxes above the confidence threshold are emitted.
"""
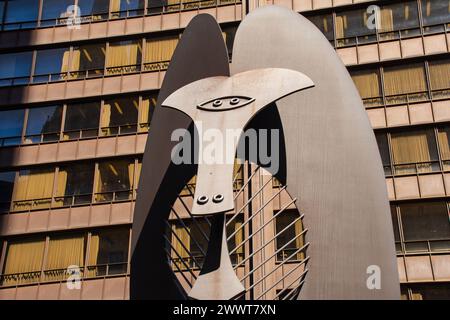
[0,0,449,300]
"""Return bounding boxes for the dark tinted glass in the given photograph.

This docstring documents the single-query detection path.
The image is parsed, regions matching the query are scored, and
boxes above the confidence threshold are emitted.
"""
[0,109,24,145]
[400,202,450,241]
[421,0,450,26]
[4,0,39,24]
[0,52,33,80]
[41,0,75,21]
[34,48,68,76]
[25,106,62,143]
[65,102,100,131]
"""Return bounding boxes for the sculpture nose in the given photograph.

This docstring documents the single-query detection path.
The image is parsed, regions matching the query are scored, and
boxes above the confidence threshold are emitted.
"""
[191,162,235,216]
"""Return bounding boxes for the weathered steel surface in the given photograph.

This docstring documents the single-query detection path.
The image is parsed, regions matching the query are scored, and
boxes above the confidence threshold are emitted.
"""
[130,14,230,300]
[188,214,245,300]
[162,68,313,216]
[231,6,399,299]
[161,68,313,299]
[131,6,400,300]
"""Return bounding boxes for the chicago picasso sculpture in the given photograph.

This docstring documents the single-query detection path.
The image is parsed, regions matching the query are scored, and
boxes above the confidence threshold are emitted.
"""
[131,6,400,300]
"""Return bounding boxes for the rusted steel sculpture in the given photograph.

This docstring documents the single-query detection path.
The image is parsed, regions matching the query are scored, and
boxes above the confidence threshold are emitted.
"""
[131,6,400,300]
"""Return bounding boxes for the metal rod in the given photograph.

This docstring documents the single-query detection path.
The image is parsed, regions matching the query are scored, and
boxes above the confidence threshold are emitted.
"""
[170,208,209,255]
[163,234,198,280]
[164,224,203,269]
[255,263,308,300]
[242,244,310,287]
[233,165,261,201]
[277,272,308,300]
[232,177,273,219]
[280,284,302,301]
[277,277,306,300]
[163,247,193,288]
[239,233,308,281]
[229,198,297,255]
[234,222,307,270]
[227,185,286,233]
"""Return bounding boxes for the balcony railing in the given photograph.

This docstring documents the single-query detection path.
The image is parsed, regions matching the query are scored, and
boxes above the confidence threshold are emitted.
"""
[0,0,241,31]
[2,189,135,214]
[276,247,306,263]
[385,91,430,106]
[362,87,450,109]
[171,252,244,271]
[63,127,102,141]
[100,124,139,136]
[336,22,450,49]
[396,238,450,255]
[362,88,450,110]
[0,61,168,88]
[0,123,148,148]
[0,262,128,288]
[0,270,41,287]
[392,160,441,176]
[94,189,134,203]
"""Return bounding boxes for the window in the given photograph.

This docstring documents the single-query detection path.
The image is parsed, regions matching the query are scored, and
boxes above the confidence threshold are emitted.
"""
[106,40,142,74]
[0,52,33,85]
[24,106,62,143]
[222,25,237,54]
[0,1,4,24]
[308,14,334,41]
[378,1,420,39]
[438,126,450,170]
[187,219,209,268]
[421,0,450,32]
[34,48,69,82]
[135,159,142,186]
[171,221,193,270]
[375,133,391,175]
[96,159,135,201]
[1,237,46,286]
[41,0,75,26]
[428,59,450,99]
[78,0,109,18]
[3,0,39,29]
[12,168,55,211]
[350,68,382,107]
[0,171,15,212]
[226,215,244,265]
[0,228,130,287]
[111,0,144,17]
[87,227,129,276]
[390,206,401,253]
[140,95,157,132]
[55,163,94,206]
[70,43,105,78]
[43,233,86,281]
[101,96,139,136]
[64,101,100,139]
[335,9,375,46]
[390,129,439,175]
[404,283,450,300]
[147,0,166,13]
[144,36,178,70]
[383,63,428,104]
[275,210,304,262]
[0,109,24,146]
[399,202,450,252]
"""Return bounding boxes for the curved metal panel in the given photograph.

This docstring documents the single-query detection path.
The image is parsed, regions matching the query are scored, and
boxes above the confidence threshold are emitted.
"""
[231,6,400,299]
[130,14,230,300]
[161,68,314,216]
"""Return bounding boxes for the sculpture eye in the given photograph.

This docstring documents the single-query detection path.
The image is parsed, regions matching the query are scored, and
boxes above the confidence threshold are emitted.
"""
[197,96,254,111]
